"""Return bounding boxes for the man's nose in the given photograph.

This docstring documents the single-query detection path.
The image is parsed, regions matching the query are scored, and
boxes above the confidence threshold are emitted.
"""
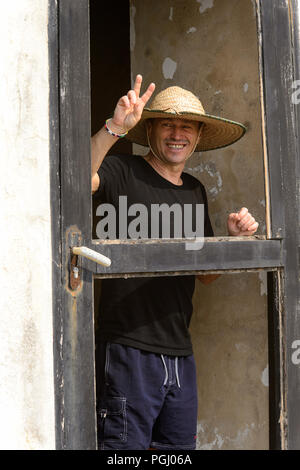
[169,127,182,139]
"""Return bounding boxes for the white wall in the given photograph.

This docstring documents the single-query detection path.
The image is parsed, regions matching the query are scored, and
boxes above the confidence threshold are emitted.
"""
[0,0,55,449]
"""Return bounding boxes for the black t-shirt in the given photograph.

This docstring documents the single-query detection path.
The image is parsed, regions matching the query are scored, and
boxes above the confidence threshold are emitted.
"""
[94,154,213,356]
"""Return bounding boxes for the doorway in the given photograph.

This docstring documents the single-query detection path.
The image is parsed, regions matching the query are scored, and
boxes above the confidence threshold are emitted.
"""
[89,0,271,450]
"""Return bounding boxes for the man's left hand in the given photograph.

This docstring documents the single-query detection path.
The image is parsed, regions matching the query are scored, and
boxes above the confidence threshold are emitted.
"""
[227,207,259,236]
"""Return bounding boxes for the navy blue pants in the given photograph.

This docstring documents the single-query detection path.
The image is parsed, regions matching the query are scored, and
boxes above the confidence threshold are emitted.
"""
[96,342,198,450]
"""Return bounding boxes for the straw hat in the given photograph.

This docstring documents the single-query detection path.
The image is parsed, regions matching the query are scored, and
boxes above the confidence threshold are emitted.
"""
[126,86,246,151]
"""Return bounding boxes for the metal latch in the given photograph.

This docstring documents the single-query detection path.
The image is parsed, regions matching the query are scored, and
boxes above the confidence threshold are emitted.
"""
[72,246,111,267]
[69,245,111,291]
[70,251,81,291]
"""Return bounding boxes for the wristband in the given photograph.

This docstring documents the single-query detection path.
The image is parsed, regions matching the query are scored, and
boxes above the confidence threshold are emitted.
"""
[105,119,128,138]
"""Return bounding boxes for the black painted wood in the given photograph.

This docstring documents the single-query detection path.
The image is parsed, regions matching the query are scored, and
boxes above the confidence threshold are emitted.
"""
[284,0,300,451]
[88,238,282,275]
[259,1,287,239]
[56,0,97,450]
[267,271,284,450]
[260,0,300,449]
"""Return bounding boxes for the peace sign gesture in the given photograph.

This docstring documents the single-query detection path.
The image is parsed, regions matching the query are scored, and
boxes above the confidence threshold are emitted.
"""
[109,75,155,134]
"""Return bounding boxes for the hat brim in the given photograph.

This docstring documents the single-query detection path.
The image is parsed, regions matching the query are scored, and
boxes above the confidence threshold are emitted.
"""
[126,109,246,152]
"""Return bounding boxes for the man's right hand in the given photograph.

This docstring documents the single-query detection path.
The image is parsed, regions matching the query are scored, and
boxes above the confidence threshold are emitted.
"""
[91,75,155,193]
[109,74,155,134]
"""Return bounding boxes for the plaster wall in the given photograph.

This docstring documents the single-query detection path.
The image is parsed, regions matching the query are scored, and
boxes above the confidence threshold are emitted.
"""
[0,1,55,449]
[130,0,268,449]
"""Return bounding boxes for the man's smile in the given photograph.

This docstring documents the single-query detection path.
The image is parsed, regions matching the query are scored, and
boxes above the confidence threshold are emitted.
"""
[165,142,188,150]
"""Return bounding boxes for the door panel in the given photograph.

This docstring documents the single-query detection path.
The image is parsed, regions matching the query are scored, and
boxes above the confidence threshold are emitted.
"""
[56,0,97,450]
[51,0,300,450]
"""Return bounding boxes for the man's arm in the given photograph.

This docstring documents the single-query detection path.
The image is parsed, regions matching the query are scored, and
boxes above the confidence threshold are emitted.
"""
[91,75,155,193]
[91,126,119,192]
[197,207,259,285]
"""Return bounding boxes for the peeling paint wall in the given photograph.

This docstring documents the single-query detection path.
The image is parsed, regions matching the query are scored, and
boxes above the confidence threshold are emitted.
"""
[130,0,268,449]
[0,1,55,449]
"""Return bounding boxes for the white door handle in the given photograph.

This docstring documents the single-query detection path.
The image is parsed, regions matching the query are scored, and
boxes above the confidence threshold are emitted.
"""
[72,246,111,267]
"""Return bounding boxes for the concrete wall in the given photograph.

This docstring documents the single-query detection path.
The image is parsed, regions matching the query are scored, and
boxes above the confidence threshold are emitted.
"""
[130,0,269,449]
[0,1,55,449]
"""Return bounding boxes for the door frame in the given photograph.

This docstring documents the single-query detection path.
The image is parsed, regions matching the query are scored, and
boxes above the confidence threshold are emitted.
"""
[49,0,300,449]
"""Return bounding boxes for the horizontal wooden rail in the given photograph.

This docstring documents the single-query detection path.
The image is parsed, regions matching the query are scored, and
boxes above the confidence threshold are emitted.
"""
[85,237,282,276]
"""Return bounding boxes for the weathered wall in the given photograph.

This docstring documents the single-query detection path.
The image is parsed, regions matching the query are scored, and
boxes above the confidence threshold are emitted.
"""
[0,1,55,449]
[130,0,269,449]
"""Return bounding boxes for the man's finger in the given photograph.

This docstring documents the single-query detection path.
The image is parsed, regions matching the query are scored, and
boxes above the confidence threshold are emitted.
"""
[228,212,239,222]
[238,213,252,228]
[127,90,137,105]
[133,83,156,119]
[117,95,131,110]
[133,74,143,98]
[140,82,156,105]
[237,207,248,220]
[246,222,259,232]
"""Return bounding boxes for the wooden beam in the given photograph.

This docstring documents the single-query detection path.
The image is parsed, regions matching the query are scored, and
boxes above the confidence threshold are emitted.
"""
[55,0,97,450]
[86,237,283,276]
[260,0,300,450]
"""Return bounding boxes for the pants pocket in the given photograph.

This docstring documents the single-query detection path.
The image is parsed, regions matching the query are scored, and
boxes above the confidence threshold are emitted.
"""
[98,396,127,444]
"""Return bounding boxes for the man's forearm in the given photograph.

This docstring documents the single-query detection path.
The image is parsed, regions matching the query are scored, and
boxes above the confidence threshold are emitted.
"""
[91,125,119,193]
[91,126,118,177]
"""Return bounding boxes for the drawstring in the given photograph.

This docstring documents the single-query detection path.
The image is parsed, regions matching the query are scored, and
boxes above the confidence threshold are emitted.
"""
[175,357,181,388]
[161,354,181,388]
[161,354,168,386]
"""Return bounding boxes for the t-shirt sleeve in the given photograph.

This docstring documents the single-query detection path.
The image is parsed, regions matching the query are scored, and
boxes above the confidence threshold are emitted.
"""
[93,154,130,201]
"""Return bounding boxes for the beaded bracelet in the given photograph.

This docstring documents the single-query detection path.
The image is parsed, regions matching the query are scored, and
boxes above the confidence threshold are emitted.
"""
[105,119,128,138]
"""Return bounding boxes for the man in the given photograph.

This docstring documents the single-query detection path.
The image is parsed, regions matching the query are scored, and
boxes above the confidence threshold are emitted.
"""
[91,75,258,450]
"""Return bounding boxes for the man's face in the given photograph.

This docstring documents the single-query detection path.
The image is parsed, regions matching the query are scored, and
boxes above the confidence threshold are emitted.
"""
[147,118,201,165]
